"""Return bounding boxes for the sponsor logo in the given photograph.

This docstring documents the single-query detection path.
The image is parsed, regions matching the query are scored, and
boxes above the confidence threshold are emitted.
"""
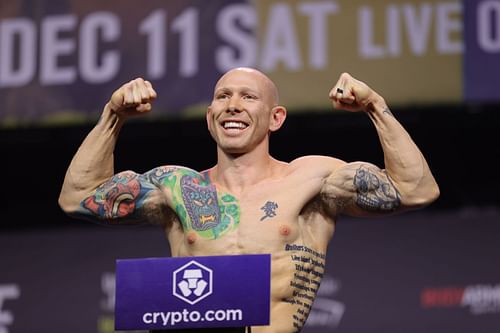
[97,272,116,333]
[0,284,21,333]
[421,284,500,315]
[305,276,345,328]
[173,260,213,305]
[142,308,243,326]
[140,260,244,328]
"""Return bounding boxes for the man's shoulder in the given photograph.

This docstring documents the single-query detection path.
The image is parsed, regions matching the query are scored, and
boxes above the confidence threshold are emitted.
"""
[143,165,209,184]
[288,155,346,173]
[275,155,348,186]
[146,165,202,175]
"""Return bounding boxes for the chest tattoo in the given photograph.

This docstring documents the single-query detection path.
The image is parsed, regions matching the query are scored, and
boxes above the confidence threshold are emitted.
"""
[174,172,240,239]
[260,201,279,221]
[181,175,220,231]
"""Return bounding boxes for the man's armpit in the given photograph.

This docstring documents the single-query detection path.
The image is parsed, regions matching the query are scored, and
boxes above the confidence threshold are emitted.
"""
[353,164,401,213]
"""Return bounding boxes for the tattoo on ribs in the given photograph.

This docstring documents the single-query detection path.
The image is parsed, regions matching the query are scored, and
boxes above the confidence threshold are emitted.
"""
[284,244,326,332]
[353,165,401,212]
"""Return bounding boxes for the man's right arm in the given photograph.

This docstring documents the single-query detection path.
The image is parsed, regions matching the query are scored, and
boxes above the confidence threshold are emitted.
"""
[58,78,161,224]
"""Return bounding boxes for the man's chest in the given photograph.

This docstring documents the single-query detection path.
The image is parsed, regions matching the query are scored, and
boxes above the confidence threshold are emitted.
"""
[166,173,321,241]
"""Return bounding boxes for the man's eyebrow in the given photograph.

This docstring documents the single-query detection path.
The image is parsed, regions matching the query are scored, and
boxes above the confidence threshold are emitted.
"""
[214,87,230,95]
[236,87,261,96]
[215,87,260,95]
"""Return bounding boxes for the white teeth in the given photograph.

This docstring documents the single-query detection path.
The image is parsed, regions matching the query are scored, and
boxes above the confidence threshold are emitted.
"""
[223,121,247,129]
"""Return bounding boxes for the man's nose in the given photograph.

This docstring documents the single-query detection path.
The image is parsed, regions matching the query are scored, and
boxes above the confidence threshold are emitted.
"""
[227,97,242,113]
[227,107,242,114]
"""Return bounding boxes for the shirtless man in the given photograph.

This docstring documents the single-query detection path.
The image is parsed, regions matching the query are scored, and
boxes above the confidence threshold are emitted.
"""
[58,67,439,333]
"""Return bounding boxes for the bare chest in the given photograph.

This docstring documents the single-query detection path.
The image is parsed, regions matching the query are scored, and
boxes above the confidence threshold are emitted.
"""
[165,173,329,256]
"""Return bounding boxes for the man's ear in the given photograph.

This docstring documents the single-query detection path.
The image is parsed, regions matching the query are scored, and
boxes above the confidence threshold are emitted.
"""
[206,106,212,129]
[269,106,287,132]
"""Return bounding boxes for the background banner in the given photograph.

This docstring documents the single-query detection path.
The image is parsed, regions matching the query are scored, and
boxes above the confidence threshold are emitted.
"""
[463,0,500,102]
[1,0,493,127]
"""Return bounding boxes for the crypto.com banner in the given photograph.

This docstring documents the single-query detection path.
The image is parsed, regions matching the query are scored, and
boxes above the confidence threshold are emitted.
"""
[115,255,270,330]
[0,0,496,126]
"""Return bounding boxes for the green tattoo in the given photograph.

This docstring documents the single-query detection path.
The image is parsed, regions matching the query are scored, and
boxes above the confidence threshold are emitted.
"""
[83,166,240,237]
[156,168,240,239]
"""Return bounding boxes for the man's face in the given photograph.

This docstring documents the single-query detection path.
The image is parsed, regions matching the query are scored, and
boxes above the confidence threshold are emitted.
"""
[207,69,278,155]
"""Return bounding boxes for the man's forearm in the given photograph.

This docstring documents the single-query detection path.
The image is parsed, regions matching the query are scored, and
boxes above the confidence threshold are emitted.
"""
[59,105,124,212]
[365,100,439,207]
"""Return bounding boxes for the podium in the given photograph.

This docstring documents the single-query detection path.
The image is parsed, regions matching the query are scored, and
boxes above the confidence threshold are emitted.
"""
[115,254,271,331]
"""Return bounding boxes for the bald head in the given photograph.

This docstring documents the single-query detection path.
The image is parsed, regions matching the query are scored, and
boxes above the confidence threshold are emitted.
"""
[214,67,280,106]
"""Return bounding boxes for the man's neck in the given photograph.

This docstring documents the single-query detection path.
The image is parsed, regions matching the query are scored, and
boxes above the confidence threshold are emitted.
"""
[211,147,281,194]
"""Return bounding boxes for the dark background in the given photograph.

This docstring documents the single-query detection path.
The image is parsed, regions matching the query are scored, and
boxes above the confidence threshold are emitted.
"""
[2,103,498,230]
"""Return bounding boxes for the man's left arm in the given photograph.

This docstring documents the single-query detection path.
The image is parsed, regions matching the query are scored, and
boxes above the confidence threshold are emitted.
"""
[321,73,440,216]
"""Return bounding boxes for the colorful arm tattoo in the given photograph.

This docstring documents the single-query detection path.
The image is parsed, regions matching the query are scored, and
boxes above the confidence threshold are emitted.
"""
[80,171,160,223]
[80,166,241,237]
[79,166,177,223]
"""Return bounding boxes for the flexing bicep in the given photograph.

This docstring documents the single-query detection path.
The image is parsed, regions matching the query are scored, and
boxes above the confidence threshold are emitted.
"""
[321,162,401,217]
[72,170,169,225]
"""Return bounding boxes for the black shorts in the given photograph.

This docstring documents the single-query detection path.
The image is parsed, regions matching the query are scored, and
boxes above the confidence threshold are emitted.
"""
[150,327,250,333]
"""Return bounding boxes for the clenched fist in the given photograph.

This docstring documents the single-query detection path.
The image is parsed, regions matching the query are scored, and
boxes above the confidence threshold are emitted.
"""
[108,78,157,118]
[329,73,386,112]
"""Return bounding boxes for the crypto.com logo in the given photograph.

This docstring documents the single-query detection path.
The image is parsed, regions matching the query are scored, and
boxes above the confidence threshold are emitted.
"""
[173,261,213,305]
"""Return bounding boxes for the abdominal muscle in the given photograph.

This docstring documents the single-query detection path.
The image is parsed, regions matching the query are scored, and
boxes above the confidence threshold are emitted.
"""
[166,212,333,333]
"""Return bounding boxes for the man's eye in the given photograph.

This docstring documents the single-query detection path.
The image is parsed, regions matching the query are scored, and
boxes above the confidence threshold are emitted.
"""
[217,94,229,99]
[244,94,257,100]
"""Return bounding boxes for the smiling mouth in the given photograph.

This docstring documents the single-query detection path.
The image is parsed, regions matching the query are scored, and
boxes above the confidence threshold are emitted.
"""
[222,121,249,130]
